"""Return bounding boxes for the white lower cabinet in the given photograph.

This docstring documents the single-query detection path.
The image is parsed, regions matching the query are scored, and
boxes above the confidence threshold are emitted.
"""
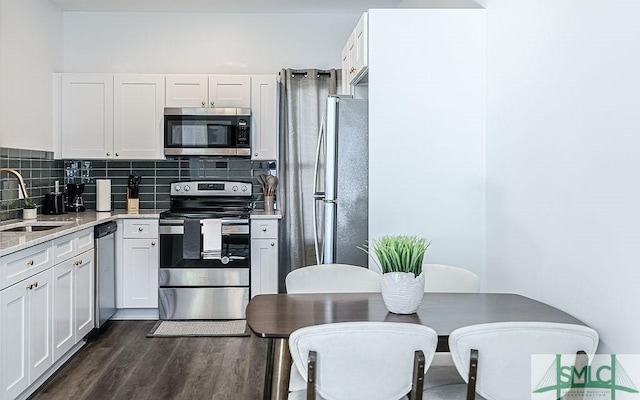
[52,260,74,362]
[250,219,280,297]
[116,219,160,308]
[0,268,53,400]
[74,250,95,341]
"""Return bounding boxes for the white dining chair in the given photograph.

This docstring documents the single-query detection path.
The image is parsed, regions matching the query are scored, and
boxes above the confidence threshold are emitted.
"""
[426,321,599,400]
[285,263,382,392]
[285,263,382,294]
[288,322,438,400]
[422,263,481,388]
[423,263,480,293]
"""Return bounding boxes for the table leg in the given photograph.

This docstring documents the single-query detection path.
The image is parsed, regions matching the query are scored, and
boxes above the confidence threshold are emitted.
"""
[270,338,291,400]
[263,339,275,400]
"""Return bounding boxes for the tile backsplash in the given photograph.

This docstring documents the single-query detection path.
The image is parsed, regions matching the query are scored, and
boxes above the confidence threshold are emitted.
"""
[66,158,274,211]
[0,148,64,221]
[0,146,274,222]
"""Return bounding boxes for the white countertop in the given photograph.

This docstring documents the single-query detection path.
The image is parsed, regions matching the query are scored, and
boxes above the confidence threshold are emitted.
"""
[0,210,163,257]
[250,210,283,219]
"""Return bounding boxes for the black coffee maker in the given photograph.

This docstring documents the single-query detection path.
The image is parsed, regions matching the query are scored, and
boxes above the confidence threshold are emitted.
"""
[66,183,86,212]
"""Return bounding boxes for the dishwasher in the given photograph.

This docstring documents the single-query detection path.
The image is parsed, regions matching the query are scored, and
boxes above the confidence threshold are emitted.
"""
[95,221,117,329]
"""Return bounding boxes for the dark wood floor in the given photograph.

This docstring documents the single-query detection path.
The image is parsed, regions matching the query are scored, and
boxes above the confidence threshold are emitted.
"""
[31,321,267,400]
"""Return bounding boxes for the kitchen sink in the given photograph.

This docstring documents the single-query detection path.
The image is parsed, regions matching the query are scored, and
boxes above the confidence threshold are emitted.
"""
[0,221,73,233]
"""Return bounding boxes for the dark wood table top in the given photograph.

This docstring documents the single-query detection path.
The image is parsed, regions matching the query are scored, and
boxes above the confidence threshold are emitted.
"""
[246,293,584,351]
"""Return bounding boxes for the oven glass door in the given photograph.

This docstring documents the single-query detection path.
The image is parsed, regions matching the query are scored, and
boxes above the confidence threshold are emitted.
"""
[165,116,236,149]
[159,222,250,269]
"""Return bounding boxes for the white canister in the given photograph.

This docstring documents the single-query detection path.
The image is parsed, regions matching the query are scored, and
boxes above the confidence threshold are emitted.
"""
[96,179,112,211]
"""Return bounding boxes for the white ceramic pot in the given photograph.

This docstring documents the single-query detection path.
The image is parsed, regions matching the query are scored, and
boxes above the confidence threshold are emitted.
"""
[22,208,37,220]
[381,272,425,314]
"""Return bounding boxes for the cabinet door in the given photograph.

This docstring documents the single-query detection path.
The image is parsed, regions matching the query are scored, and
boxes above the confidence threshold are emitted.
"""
[113,75,165,160]
[352,12,368,79]
[165,75,208,107]
[74,250,94,341]
[53,260,74,362]
[208,75,251,108]
[250,75,278,161]
[0,283,29,399]
[61,74,114,159]
[340,41,350,95]
[250,238,278,297]
[122,239,159,308]
[28,269,53,381]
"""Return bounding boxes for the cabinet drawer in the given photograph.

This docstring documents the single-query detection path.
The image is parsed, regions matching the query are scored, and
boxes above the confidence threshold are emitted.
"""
[251,220,278,239]
[1,242,53,290]
[123,219,159,239]
[53,228,94,264]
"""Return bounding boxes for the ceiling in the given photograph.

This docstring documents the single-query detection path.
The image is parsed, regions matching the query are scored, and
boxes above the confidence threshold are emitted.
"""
[48,0,406,13]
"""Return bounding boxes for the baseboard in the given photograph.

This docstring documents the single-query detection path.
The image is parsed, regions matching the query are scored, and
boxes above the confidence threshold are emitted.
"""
[112,308,159,320]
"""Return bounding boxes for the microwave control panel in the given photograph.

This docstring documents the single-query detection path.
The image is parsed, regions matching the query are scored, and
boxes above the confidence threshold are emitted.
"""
[237,119,250,146]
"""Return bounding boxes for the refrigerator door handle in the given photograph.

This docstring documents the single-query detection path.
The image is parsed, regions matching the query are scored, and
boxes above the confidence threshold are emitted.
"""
[312,115,327,265]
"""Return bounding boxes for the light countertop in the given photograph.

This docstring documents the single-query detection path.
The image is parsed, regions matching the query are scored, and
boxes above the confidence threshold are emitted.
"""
[0,210,163,257]
[250,210,283,219]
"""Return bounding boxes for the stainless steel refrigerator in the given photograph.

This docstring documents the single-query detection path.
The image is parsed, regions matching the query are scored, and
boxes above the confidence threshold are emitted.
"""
[313,95,368,266]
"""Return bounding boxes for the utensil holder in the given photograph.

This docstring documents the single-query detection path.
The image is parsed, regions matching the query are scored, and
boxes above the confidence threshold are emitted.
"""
[264,196,275,214]
[127,198,139,212]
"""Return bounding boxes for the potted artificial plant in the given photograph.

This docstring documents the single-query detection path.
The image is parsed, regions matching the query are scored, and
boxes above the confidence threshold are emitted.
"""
[364,235,430,314]
[23,199,37,220]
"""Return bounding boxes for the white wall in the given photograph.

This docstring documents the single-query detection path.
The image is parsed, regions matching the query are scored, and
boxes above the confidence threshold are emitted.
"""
[63,12,358,74]
[0,0,62,151]
[486,0,640,353]
[368,10,486,278]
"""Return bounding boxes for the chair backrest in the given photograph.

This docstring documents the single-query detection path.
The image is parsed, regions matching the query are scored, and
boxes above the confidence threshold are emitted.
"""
[285,263,381,294]
[423,263,480,293]
[289,322,438,400]
[448,322,599,400]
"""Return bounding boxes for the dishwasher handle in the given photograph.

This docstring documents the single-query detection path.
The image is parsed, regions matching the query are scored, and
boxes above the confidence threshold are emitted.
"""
[95,221,117,238]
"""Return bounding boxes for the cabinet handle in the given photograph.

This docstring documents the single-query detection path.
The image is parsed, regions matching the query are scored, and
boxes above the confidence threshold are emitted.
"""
[27,283,33,290]
[78,260,83,265]
[115,153,119,157]
[254,153,259,157]
[262,227,267,232]
[106,152,110,156]
[270,242,275,247]
[151,242,156,246]
[27,259,34,266]
[139,227,144,231]
[34,282,38,288]
[210,101,215,107]
[350,67,356,74]
[202,101,206,107]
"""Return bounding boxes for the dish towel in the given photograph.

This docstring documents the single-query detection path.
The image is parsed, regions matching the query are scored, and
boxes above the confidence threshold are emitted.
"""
[201,219,222,259]
[183,219,201,259]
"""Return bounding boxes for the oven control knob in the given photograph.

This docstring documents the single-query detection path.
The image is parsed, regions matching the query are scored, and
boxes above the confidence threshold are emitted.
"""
[221,256,230,264]
[174,185,181,191]
[184,185,190,192]
[232,185,238,192]
[241,185,247,192]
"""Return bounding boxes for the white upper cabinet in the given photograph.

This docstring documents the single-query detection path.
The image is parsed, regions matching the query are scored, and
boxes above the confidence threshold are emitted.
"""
[61,74,114,159]
[250,75,278,161]
[209,75,251,108]
[342,12,368,88]
[165,75,208,107]
[61,74,165,160]
[113,75,165,159]
[166,75,250,108]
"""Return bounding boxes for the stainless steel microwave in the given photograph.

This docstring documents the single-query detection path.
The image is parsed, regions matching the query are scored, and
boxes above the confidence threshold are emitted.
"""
[164,107,251,156]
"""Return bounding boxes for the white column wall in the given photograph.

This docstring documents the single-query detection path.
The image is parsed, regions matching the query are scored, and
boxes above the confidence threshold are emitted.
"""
[0,0,62,151]
[486,0,640,353]
[368,9,486,279]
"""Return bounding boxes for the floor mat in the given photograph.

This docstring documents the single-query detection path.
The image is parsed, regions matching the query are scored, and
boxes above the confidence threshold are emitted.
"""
[147,320,249,337]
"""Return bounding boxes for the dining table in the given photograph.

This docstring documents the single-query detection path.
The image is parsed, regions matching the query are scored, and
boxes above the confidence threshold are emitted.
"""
[246,292,586,400]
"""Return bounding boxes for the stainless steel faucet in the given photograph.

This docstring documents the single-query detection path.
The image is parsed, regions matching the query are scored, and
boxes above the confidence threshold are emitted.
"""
[0,168,30,199]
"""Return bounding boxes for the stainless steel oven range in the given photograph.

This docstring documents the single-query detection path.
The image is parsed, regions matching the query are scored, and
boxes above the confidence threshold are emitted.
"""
[159,180,252,320]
